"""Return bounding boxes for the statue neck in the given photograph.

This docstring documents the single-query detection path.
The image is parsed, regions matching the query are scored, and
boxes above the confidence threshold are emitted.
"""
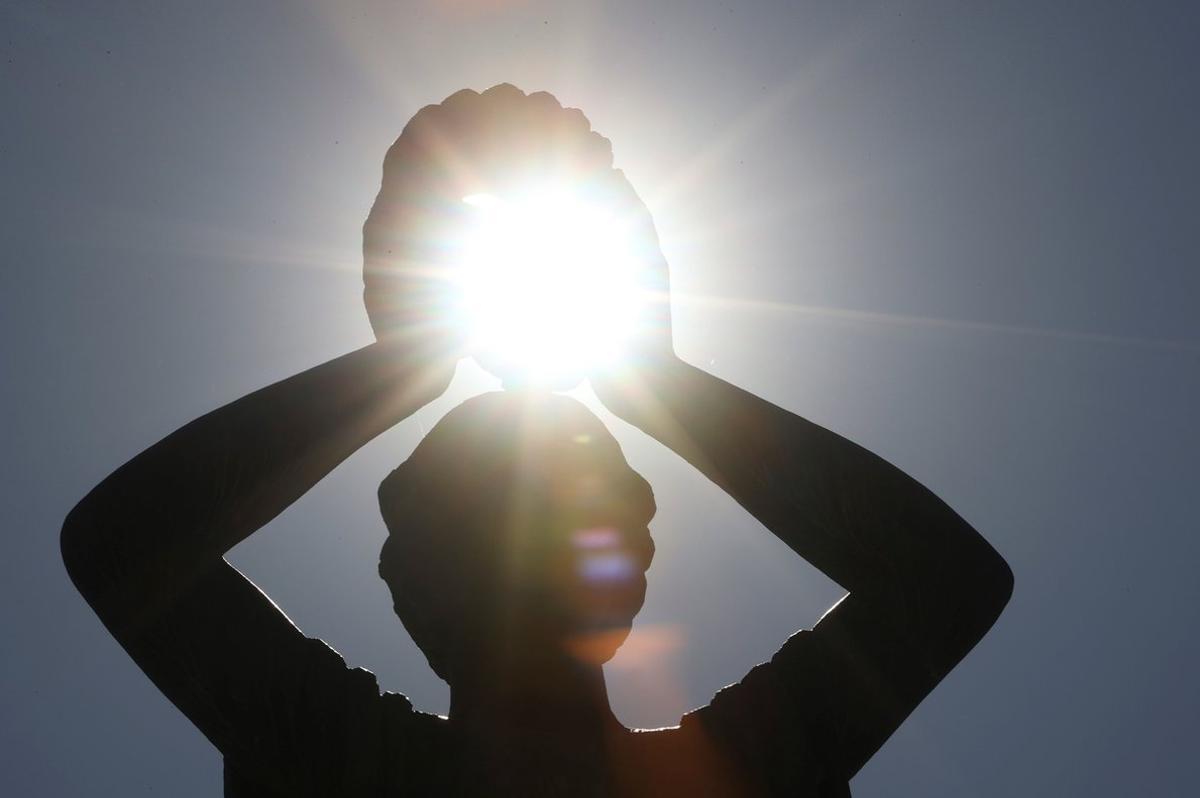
[448,656,619,736]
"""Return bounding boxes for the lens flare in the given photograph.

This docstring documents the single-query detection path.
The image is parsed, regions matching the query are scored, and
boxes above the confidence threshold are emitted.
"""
[450,185,643,388]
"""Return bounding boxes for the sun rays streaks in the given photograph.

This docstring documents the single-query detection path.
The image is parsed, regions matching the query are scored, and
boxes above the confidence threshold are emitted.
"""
[672,292,1200,353]
[646,4,900,213]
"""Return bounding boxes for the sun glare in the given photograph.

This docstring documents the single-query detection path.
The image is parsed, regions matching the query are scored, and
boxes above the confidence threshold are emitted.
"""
[451,186,643,388]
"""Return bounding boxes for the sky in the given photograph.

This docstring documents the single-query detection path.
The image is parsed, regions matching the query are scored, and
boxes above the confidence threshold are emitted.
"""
[3,1,1199,795]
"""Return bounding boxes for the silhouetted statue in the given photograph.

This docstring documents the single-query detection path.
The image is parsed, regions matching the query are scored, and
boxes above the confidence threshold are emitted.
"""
[62,85,1013,796]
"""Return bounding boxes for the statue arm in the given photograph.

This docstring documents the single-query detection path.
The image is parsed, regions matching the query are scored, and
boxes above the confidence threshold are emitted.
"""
[61,341,453,642]
[596,356,1013,778]
[59,342,452,792]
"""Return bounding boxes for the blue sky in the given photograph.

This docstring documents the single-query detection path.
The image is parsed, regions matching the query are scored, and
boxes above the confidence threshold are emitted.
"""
[3,2,1198,795]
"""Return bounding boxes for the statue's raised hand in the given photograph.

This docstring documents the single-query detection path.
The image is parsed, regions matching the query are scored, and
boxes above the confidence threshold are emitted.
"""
[363,84,671,391]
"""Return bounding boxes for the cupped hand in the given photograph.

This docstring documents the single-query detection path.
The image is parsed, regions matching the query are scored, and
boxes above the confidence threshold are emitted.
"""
[587,169,681,419]
[362,84,677,405]
[363,85,615,374]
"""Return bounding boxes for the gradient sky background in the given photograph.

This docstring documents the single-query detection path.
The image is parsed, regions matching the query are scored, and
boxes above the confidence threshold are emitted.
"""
[4,2,1199,795]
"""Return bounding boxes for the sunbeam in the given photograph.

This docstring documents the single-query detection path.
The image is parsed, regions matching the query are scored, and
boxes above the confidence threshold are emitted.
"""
[673,292,1200,353]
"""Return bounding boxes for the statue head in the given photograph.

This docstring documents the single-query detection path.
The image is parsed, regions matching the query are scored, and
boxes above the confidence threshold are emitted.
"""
[378,392,655,684]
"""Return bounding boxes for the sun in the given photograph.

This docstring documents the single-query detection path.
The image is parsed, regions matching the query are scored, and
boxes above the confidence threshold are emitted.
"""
[449,185,644,389]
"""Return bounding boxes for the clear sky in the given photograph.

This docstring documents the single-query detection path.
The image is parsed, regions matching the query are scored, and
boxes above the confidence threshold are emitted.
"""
[3,1,1198,795]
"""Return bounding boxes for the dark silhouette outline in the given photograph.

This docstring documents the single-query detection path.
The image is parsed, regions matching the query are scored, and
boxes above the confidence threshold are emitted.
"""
[62,85,1013,796]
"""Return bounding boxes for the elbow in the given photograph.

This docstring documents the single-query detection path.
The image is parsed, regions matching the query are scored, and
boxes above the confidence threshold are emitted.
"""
[61,501,88,576]
[60,496,117,605]
[60,501,95,594]
[62,493,179,641]
[960,546,1014,636]
[984,554,1014,621]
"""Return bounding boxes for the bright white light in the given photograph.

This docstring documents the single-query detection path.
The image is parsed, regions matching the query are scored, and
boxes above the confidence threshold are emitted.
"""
[451,186,643,388]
